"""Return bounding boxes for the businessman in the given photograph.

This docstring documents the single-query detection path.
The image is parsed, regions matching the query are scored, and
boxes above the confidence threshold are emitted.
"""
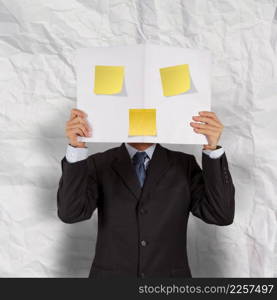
[57,108,235,278]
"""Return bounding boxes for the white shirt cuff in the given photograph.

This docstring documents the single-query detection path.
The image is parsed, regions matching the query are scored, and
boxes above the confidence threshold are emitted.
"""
[203,147,225,159]
[65,144,88,163]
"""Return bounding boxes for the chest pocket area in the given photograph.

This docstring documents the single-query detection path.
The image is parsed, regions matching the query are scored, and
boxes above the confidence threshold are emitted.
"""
[154,164,189,193]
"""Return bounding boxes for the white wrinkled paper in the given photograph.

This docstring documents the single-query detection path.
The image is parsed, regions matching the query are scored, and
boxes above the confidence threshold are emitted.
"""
[0,0,277,277]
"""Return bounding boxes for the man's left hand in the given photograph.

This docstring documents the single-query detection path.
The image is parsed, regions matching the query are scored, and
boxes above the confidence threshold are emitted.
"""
[190,111,224,150]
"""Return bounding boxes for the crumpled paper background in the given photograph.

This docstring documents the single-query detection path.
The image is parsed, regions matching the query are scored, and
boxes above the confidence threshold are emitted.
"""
[0,0,277,277]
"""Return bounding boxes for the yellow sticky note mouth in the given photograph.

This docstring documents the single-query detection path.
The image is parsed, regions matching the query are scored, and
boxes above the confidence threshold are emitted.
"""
[94,65,124,94]
[160,64,191,96]
[128,109,157,136]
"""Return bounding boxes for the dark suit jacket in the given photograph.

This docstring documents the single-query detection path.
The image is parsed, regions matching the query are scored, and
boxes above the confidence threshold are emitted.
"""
[57,143,235,278]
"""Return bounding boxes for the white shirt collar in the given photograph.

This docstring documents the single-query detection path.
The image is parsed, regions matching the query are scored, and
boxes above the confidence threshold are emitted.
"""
[124,143,156,160]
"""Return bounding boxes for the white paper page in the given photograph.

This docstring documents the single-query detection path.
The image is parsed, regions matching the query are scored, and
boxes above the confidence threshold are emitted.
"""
[76,44,211,144]
[76,45,145,143]
[143,44,211,144]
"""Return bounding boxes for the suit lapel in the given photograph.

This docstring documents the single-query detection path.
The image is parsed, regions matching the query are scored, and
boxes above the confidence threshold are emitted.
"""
[111,143,142,200]
[111,143,172,201]
[141,143,172,198]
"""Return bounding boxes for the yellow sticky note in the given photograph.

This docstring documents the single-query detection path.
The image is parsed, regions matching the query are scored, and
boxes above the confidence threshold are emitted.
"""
[160,64,190,96]
[128,109,157,136]
[94,65,124,94]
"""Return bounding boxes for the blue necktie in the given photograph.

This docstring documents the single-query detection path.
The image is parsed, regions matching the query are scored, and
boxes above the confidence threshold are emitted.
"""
[132,151,148,187]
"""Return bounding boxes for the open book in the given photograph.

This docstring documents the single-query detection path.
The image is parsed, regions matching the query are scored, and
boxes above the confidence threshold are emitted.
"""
[76,44,211,144]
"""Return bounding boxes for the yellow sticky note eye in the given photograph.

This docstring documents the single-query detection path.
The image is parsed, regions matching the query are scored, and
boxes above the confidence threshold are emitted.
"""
[94,65,124,94]
[128,109,157,136]
[160,64,191,96]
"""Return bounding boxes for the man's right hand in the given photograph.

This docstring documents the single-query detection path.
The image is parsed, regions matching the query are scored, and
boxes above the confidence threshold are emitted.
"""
[66,108,91,148]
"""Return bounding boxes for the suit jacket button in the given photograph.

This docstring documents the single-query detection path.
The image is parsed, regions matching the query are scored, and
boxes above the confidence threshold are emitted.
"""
[140,272,145,278]
[141,240,147,247]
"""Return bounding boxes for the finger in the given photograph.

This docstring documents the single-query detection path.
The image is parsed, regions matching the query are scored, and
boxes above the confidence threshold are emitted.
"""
[193,128,219,136]
[190,122,219,132]
[67,124,89,137]
[68,128,86,137]
[199,111,217,119]
[199,111,222,124]
[192,116,222,128]
[67,127,90,139]
[192,115,221,127]
[68,116,91,130]
[68,118,91,134]
[70,108,87,120]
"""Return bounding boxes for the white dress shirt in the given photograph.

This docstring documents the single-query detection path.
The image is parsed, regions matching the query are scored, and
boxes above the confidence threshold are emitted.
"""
[124,143,156,169]
[65,143,224,163]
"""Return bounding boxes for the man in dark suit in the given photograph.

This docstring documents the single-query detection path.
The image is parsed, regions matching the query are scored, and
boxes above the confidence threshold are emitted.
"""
[57,108,235,278]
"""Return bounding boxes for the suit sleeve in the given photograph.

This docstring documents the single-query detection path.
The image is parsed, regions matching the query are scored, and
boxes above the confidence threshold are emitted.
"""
[57,156,99,224]
[189,152,235,225]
